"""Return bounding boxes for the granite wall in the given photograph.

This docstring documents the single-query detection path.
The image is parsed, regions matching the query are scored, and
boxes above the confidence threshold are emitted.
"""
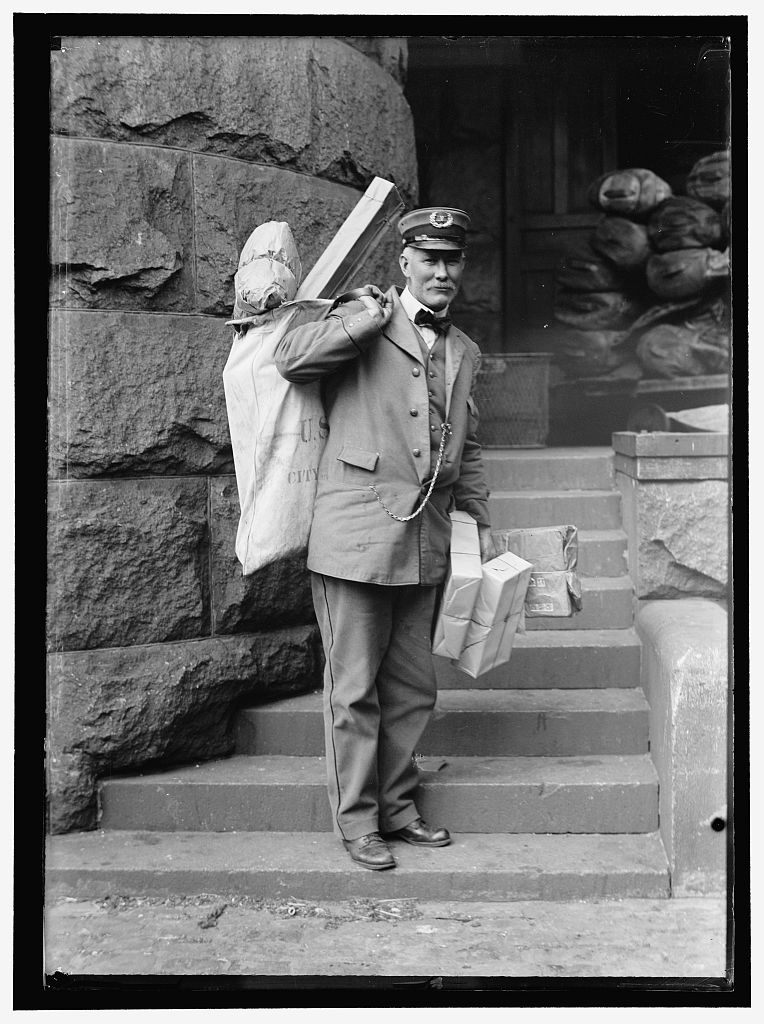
[48,35,418,833]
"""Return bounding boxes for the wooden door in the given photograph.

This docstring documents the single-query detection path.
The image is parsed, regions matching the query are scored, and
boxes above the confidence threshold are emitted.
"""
[503,62,617,341]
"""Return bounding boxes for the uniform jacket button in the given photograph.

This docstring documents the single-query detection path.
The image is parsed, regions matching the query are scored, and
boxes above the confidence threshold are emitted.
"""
[412,448,421,457]
[409,408,418,417]
[412,367,421,377]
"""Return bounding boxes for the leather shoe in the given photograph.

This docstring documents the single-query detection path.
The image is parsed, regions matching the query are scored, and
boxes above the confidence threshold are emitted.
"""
[388,818,451,847]
[343,832,396,871]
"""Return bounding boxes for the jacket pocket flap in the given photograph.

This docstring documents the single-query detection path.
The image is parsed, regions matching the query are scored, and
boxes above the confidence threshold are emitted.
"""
[337,445,379,471]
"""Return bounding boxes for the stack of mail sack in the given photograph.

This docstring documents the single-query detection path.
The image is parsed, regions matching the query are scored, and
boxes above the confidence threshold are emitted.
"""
[492,525,583,618]
[453,552,533,678]
[432,511,483,659]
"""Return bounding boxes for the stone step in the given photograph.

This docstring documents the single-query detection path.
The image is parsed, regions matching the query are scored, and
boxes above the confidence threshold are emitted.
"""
[46,830,670,902]
[234,689,649,758]
[481,447,615,492]
[434,628,641,689]
[524,576,633,630]
[98,754,659,835]
[491,529,627,578]
[575,530,628,578]
[488,489,622,530]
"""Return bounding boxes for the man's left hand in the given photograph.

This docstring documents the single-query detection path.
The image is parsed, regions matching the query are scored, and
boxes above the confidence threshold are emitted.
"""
[478,525,497,563]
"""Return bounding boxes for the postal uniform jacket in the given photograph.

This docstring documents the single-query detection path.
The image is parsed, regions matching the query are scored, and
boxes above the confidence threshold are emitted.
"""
[274,286,491,587]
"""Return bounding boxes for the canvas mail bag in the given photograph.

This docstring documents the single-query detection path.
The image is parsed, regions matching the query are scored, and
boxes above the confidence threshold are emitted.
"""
[223,222,333,574]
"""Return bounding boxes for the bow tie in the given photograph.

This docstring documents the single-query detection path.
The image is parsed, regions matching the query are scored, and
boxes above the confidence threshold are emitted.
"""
[414,308,452,334]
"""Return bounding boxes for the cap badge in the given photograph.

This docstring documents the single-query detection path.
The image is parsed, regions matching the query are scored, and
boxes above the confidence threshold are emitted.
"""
[429,210,454,229]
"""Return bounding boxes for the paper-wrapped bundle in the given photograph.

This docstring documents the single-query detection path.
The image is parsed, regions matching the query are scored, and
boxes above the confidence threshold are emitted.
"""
[588,168,672,218]
[646,247,729,299]
[525,571,583,617]
[556,244,626,292]
[556,329,632,377]
[686,151,730,209]
[228,221,302,326]
[493,525,582,617]
[646,197,723,252]
[554,288,642,330]
[432,511,483,659]
[453,552,532,679]
[589,216,651,269]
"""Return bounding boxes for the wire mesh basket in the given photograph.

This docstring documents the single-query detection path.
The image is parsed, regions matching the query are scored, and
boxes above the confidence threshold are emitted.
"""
[473,353,552,448]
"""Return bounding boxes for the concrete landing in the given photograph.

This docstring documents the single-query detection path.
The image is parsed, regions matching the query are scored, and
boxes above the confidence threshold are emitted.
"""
[46,830,669,902]
[44,891,727,979]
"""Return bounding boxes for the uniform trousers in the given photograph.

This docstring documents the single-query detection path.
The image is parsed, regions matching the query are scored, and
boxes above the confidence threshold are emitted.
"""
[310,572,439,841]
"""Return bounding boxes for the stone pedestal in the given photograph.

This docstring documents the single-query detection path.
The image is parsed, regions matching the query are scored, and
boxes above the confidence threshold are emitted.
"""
[613,432,729,600]
[637,600,728,896]
[614,431,730,896]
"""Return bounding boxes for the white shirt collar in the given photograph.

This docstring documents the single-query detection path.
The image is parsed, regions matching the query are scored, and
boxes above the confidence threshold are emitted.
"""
[400,286,449,323]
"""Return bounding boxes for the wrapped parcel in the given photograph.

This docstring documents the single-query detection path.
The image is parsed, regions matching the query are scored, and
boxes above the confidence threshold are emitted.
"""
[493,525,583,617]
[432,511,483,659]
[453,551,533,679]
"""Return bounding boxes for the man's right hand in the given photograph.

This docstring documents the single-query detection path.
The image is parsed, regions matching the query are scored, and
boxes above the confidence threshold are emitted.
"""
[357,285,393,329]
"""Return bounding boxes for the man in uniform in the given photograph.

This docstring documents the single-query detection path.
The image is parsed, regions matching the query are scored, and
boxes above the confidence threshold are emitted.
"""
[275,207,495,870]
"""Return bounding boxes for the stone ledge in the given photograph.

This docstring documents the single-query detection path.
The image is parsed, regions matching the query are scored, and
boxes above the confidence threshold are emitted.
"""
[47,627,322,834]
[612,431,729,459]
[636,599,728,896]
[614,452,728,481]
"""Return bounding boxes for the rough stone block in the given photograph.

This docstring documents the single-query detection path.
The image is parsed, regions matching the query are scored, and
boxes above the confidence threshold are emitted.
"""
[47,627,322,832]
[618,477,729,599]
[337,36,408,85]
[48,478,210,651]
[50,137,194,311]
[209,476,315,634]
[637,600,728,895]
[51,36,417,198]
[49,310,234,478]
[192,156,403,314]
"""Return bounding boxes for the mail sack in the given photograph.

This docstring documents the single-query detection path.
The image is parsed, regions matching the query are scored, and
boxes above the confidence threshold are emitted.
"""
[646,247,729,300]
[555,244,626,292]
[555,329,632,377]
[554,288,642,330]
[685,151,730,209]
[646,197,723,253]
[589,216,651,270]
[223,221,333,574]
[588,168,672,218]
